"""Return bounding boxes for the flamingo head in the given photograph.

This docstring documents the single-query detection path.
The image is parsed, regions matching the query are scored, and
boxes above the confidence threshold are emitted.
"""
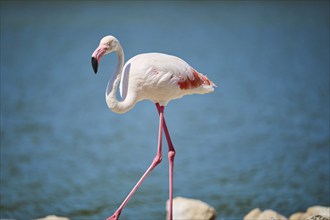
[91,35,119,73]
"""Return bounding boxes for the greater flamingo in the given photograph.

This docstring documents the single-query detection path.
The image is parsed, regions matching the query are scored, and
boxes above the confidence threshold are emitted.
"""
[91,35,216,220]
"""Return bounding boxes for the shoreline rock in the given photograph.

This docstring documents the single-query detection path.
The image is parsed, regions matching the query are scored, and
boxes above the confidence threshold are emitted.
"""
[166,197,217,220]
[244,208,287,220]
[290,206,330,220]
[36,215,69,220]
[244,206,329,220]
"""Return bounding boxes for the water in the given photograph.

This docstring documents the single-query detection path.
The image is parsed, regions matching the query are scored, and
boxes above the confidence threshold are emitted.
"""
[1,1,329,219]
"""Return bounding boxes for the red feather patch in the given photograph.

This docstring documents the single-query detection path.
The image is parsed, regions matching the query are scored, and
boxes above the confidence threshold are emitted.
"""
[178,69,214,90]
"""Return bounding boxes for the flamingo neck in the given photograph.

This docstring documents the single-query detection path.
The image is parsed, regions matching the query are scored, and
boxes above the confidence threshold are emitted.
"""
[106,44,136,114]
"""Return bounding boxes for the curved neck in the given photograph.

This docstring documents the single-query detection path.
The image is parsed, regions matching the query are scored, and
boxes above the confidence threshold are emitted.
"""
[105,44,136,114]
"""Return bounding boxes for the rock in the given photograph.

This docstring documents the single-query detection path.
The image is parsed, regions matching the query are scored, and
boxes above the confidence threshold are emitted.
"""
[244,208,287,220]
[36,215,69,220]
[244,208,262,219]
[306,206,330,218]
[289,206,330,220]
[166,197,217,220]
[306,215,330,220]
[289,212,306,220]
[258,210,288,220]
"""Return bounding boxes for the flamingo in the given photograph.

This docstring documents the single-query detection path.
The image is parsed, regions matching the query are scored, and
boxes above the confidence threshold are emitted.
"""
[91,35,216,220]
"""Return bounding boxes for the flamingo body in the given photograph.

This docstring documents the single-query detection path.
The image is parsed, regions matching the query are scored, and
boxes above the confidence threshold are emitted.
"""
[119,53,215,107]
[91,35,216,220]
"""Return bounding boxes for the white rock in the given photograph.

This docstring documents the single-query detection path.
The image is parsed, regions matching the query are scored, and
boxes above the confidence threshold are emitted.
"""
[306,206,330,218]
[259,209,287,220]
[36,215,69,220]
[289,212,306,220]
[306,215,330,220]
[244,208,262,219]
[244,208,287,220]
[289,206,330,220]
[166,197,217,220]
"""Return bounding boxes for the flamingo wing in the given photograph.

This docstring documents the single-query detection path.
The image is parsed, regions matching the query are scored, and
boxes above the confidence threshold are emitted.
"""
[119,53,216,105]
[176,68,215,90]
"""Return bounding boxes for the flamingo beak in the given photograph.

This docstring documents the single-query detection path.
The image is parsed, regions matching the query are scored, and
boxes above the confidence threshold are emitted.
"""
[91,46,107,74]
[91,57,98,73]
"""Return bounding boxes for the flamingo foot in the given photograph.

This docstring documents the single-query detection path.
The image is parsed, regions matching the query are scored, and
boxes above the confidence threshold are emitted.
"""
[106,210,121,220]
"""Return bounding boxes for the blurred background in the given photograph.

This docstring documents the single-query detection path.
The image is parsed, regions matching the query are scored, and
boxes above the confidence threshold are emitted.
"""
[1,1,329,219]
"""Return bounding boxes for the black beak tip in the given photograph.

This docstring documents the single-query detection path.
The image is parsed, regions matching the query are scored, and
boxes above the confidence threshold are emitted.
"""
[91,57,98,74]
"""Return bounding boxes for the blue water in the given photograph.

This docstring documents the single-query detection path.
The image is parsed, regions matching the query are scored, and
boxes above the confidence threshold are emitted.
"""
[1,1,329,219]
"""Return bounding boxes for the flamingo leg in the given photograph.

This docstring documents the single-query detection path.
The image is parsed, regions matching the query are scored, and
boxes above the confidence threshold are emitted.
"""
[107,107,164,220]
[156,103,176,220]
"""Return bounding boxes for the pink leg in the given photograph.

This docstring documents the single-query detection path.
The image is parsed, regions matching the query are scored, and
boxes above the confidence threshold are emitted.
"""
[107,107,164,220]
[156,103,176,220]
